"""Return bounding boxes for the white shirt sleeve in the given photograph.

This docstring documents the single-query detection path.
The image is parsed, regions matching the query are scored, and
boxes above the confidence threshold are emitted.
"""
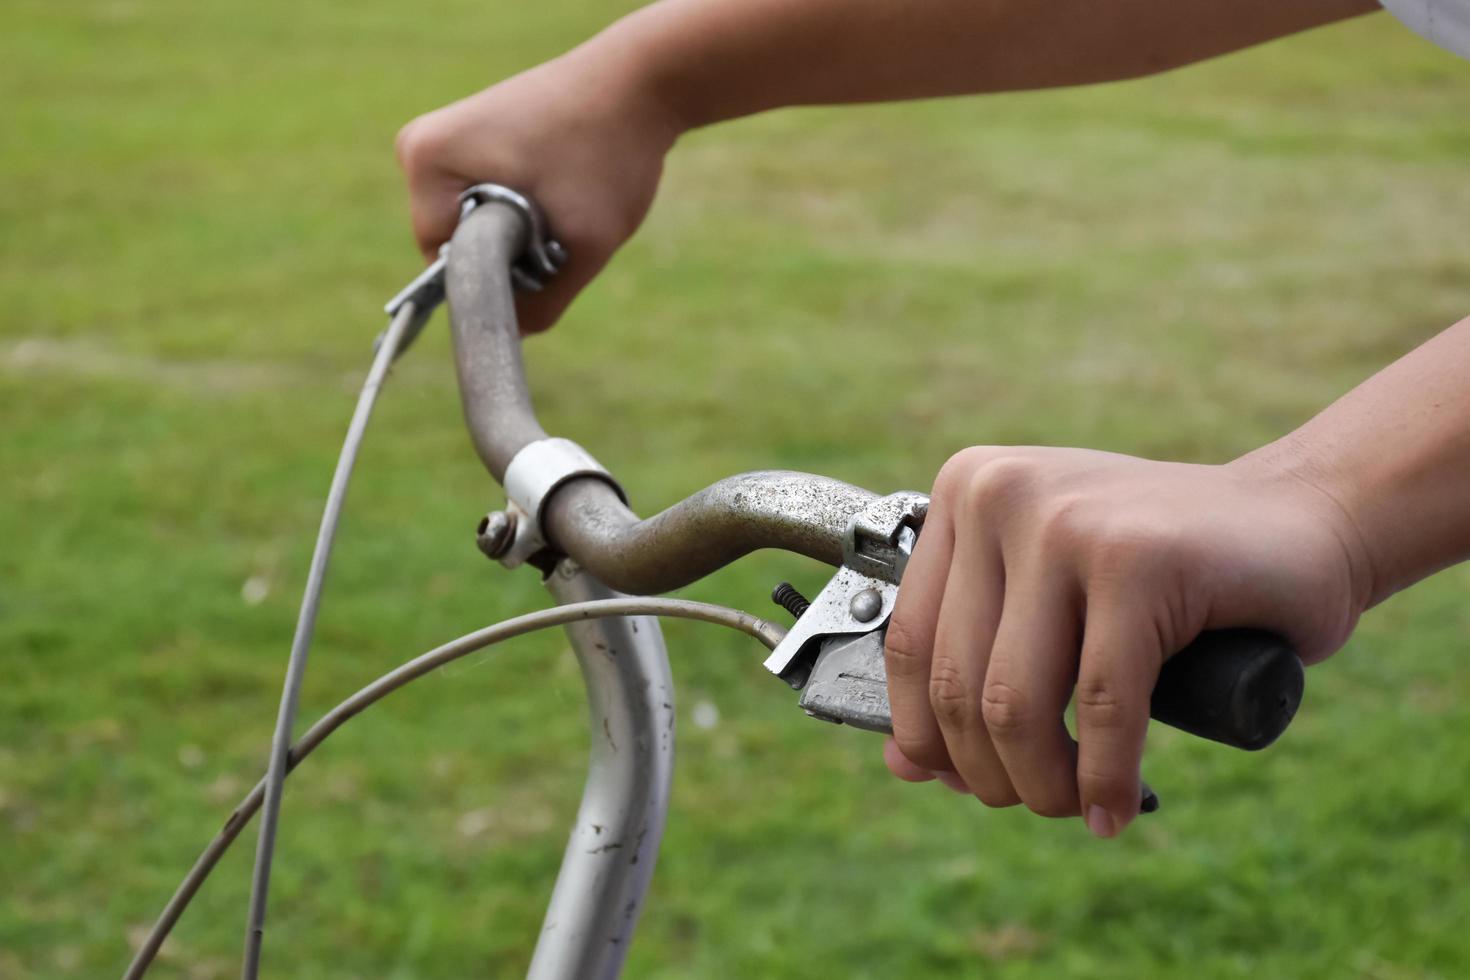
[1380,0,1470,60]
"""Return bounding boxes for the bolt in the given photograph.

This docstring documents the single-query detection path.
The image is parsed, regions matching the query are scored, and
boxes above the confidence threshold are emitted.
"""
[476,510,516,559]
[849,588,883,623]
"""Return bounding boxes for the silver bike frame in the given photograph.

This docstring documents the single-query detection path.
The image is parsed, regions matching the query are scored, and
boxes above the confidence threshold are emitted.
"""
[528,561,673,980]
[444,201,878,977]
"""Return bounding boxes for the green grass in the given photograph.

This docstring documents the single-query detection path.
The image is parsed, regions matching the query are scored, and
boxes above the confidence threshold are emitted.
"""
[4,3,1469,977]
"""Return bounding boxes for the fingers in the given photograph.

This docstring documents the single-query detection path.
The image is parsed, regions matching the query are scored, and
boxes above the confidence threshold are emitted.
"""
[882,737,934,781]
[883,447,1165,833]
[981,565,1083,818]
[397,153,601,336]
[400,166,585,335]
[884,497,957,775]
[929,516,1016,806]
[408,182,462,264]
[1074,596,1161,838]
[396,120,462,262]
[512,238,612,335]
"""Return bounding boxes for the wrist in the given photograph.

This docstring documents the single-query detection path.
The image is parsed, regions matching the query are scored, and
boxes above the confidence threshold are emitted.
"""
[569,8,702,144]
[588,2,768,134]
[1227,438,1381,613]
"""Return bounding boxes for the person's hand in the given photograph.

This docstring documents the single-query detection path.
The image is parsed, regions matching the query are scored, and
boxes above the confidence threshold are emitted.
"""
[395,45,681,333]
[882,446,1374,837]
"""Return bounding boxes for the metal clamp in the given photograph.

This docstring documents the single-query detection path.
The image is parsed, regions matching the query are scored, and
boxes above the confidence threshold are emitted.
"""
[457,184,567,293]
[487,438,628,569]
[844,491,927,583]
[379,183,567,359]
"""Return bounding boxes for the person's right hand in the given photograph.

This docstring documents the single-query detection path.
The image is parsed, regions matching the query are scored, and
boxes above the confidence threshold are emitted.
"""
[395,45,681,334]
[880,445,1374,837]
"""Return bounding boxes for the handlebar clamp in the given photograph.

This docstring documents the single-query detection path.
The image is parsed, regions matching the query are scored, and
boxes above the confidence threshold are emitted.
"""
[381,183,567,361]
[490,437,628,569]
[458,184,567,293]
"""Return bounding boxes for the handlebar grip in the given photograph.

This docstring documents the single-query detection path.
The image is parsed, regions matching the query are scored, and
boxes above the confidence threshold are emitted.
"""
[1149,629,1303,750]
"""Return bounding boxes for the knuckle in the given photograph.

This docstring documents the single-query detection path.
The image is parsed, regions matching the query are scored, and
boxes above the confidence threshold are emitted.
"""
[1026,796,1077,819]
[962,455,1039,515]
[393,122,419,170]
[882,616,929,678]
[928,660,978,728]
[1076,762,1130,795]
[975,787,1023,809]
[394,118,443,174]
[931,447,988,505]
[980,680,1033,738]
[1036,493,1088,550]
[892,730,949,772]
[1075,678,1129,729]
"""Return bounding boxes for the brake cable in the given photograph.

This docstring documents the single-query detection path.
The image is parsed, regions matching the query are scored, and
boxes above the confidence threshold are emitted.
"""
[239,297,426,979]
[124,597,785,980]
[240,185,557,978]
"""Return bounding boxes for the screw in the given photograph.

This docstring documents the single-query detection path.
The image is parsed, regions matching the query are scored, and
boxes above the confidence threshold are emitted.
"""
[849,588,883,623]
[476,510,516,559]
[771,582,811,620]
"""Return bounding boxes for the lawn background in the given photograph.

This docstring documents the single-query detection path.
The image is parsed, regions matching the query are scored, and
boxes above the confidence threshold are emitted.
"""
[2,3,1468,977]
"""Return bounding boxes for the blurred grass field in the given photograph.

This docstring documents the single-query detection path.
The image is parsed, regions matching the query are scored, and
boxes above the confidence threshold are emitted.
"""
[3,2,1469,977]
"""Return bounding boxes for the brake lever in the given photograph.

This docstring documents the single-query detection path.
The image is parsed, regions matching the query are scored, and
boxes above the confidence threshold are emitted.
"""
[767,486,1305,812]
[763,491,927,732]
[761,494,1166,806]
[796,630,895,733]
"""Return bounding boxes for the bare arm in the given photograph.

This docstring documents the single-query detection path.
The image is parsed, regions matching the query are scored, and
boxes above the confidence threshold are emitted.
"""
[394,0,1470,840]
[1244,316,1470,607]
[396,0,1377,331]
[883,314,1470,836]
[619,0,1378,126]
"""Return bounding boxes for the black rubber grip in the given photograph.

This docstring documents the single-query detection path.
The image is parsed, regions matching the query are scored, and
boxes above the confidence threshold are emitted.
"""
[1149,629,1304,750]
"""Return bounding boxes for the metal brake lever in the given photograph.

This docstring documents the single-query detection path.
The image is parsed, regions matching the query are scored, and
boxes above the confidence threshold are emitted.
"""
[798,630,894,733]
[763,491,928,732]
[769,492,1172,812]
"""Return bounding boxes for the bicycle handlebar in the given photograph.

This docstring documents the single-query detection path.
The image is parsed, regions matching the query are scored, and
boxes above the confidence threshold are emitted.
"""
[444,202,547,480]
[447,201,881,592]
[445,200,1305,752]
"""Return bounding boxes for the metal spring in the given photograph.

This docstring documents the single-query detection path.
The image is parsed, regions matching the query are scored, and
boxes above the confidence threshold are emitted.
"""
[770,582,811,620]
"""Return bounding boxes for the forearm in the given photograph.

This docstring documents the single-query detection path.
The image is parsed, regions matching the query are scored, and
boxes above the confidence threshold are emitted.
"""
[1242,316,1470,608]
[587,0,1376,129]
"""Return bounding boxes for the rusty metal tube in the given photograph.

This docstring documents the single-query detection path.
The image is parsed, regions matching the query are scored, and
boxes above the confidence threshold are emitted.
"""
[544,471,875,595]
[445,205,878,594]
[445,202,547,480]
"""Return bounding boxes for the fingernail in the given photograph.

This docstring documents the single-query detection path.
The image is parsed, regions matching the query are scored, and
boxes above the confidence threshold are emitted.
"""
[1086,804,1116,839]
[933,770,970,794]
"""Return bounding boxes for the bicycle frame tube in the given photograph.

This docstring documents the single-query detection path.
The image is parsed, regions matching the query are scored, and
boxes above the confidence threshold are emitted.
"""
[445,200,857,978]
[527,559,675,980]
